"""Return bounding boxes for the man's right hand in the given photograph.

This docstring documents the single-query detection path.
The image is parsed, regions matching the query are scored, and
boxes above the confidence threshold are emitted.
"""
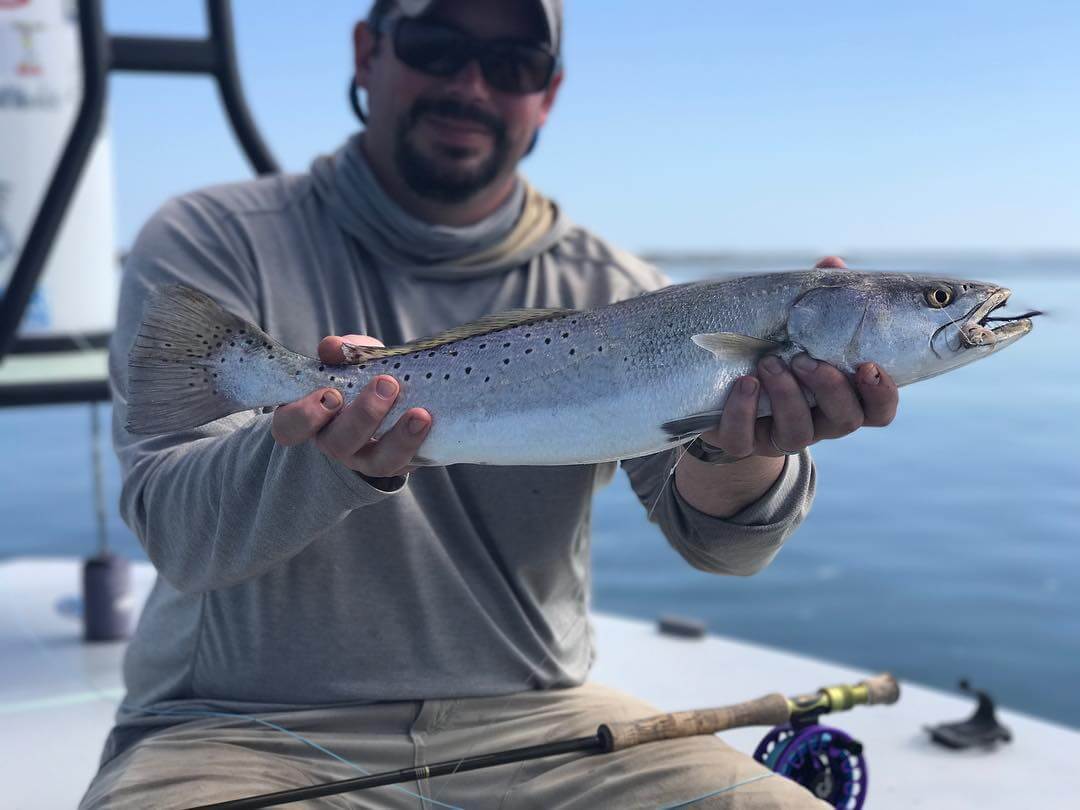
[271,334,432,479]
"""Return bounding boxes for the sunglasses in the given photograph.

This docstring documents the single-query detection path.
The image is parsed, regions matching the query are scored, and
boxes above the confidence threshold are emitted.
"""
[378,16,558,95]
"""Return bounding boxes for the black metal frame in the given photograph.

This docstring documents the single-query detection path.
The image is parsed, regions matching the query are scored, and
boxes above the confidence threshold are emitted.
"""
[0,0,277,407]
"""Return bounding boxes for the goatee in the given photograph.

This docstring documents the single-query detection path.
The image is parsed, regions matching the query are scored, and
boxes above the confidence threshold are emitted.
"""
[395,97,510,203]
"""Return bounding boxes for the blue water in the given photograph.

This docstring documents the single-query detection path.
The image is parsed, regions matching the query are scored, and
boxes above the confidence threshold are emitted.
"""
[2,257,1078,729]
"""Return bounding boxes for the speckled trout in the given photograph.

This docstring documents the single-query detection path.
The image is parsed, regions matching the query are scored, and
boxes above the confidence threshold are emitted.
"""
[126,271,1036,464]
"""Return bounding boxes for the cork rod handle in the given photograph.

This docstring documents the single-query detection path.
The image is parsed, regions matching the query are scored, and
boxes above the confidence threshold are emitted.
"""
[598,694,791,752]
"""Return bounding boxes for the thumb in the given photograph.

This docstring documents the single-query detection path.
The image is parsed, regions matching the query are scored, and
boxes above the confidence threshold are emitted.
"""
[318,333,384,364]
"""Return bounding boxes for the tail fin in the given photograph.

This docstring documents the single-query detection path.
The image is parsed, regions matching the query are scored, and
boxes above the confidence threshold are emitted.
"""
[126,285,272,435]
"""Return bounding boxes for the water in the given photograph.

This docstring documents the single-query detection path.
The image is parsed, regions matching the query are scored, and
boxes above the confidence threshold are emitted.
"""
[2,257,1078,729]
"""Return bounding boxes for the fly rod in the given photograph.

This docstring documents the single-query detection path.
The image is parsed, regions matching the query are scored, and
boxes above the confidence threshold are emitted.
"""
[188,673,899,810]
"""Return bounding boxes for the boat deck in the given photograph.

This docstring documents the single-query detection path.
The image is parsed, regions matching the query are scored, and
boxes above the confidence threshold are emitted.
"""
[2,558,1075,808]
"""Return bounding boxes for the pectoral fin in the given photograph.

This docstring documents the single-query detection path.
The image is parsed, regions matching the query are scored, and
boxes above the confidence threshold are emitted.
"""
[661,411,726,439]
[690,332,783,359]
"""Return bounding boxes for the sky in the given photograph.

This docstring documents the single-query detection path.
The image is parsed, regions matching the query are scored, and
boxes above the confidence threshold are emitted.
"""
[97,0,1080,254]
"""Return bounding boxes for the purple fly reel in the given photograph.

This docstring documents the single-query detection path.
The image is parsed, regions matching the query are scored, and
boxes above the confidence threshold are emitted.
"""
[753,723,868,809]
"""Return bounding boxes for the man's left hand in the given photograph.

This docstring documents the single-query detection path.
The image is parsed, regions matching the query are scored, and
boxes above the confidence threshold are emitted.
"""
[699,256,899,460]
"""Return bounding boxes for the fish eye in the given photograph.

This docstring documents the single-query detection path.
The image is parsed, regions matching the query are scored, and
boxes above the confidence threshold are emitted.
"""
[925,285,954,309]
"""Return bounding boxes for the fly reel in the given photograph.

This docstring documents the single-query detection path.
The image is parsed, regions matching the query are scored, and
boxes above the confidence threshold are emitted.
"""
[753,722,868,809]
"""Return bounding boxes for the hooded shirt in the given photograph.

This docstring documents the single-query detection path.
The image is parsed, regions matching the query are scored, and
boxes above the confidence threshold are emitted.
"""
[105,135,815,750]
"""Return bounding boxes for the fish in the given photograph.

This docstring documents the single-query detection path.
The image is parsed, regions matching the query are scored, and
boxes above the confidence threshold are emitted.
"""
[125,270,1037,465]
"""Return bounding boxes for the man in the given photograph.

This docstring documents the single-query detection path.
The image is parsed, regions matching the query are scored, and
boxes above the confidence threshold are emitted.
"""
[82,0,898,807]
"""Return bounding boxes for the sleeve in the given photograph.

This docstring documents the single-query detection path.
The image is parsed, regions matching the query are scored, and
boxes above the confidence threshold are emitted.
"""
[620,448,816,576]
[109,193,406,595]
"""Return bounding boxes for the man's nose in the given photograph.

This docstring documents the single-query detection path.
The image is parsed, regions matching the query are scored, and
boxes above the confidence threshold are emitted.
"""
[445,57,491,97]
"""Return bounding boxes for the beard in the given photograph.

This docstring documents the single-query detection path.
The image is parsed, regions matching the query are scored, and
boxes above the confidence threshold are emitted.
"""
[394,97,511,203]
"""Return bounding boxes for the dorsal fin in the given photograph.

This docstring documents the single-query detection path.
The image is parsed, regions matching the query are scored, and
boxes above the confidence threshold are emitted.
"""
[340,307,575,364]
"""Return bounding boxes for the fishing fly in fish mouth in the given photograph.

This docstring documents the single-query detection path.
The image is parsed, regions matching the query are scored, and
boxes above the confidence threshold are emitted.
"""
[126,267,1038,468]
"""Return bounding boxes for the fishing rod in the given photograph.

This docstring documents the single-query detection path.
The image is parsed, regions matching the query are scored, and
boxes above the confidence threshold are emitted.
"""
[189,673,899,810]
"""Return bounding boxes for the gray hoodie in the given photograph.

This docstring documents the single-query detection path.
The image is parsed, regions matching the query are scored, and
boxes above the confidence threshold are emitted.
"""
[107,136,815,737]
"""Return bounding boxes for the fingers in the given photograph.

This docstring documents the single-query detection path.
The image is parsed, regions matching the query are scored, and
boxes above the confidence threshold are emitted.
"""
[357,407,432,477]
[814,255,848,269]
[315,375,433,476]
[699,376,759,458]
[854,362,899,427]
[271,387,344,446]
[789,353,864,440]
[755,356,815,455]
[319,333,383,364]
[316,375,401,458]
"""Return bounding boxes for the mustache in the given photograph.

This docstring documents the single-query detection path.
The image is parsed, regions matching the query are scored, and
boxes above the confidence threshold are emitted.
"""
[408,97,506,138]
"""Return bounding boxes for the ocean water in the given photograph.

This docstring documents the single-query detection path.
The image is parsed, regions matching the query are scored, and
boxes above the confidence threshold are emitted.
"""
[1,256,1078,729]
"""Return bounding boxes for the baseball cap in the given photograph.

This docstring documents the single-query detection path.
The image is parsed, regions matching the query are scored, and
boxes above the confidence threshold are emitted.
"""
[387,0,562,55]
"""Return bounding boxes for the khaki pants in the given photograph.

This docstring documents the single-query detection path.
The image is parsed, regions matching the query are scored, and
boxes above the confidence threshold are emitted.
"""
[80,684,830,809]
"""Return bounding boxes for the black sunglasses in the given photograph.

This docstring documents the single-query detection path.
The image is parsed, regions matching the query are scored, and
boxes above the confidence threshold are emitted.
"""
[377,16,558,95]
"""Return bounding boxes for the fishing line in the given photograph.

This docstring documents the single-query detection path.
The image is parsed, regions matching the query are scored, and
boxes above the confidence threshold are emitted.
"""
[654,772,776,809]
[648,442,693,520]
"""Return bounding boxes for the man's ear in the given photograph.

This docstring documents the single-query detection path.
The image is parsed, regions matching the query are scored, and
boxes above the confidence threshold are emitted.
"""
[535,69,564,127]
[353,20,378,90]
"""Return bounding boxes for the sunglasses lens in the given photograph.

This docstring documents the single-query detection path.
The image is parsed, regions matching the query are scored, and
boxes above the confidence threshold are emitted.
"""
[480,44,554,94]
[392,19,554,94]
[393,19,470,76]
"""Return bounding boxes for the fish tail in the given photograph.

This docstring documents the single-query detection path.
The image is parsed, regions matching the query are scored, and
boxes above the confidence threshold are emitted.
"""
[125,285,275,435]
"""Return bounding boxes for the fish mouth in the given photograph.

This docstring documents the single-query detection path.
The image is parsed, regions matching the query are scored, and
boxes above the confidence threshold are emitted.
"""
[959,288,1036,348]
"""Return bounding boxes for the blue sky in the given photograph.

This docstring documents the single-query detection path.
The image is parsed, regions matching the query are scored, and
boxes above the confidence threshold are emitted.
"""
[101,0,1080,253]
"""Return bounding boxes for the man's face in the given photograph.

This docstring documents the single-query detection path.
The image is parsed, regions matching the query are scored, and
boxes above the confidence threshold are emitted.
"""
[356,0,560,203]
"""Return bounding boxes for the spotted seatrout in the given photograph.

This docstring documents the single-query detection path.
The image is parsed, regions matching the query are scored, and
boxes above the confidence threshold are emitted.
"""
[126,271,1036,465]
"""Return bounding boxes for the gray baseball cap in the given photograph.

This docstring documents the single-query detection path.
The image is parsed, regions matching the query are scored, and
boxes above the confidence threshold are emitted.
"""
[391,0,562,55]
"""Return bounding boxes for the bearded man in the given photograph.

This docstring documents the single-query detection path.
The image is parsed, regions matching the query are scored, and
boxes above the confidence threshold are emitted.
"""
[82,1,898,806]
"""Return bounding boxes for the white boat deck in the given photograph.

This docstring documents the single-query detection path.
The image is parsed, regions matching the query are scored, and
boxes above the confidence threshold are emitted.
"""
[2,558,1076,809]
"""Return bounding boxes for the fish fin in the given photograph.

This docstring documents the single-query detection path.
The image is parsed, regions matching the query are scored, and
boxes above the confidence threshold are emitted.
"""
[341,307,575,364]
[691,332,783,359]
[126,285,273,435]
[661,411,726,439]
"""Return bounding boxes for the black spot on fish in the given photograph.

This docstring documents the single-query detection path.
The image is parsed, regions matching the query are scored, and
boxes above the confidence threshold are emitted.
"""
[318,365,325,371]
[561,332,569,338]
[571,319,577,325]
[465,367,472,374]
[329,376,335,381]
[450,351,458,357]
[480,343,487,349]
[428,352,435,358]
[164,342,172,347]
[425,372,432,379]
[484,376,490,382]
[268,355,274,359]
[525,333,531,338]
[347,382,353,388]
[226,328,232,333]
[404,374,411,381]
[443,374,450,380]
[503,342,510,348]
[503,358,510,364]
[381,359,388,364]
[569,349,575,355]
[598,346,603,352]
[545,338,551,344]
[525,348,532,354]
[393,362,400,369]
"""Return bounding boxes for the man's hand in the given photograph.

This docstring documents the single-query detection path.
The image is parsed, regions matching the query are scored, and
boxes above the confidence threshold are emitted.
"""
[700,257,899,459]
[271,334,432,479]
[675,257,900,519]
